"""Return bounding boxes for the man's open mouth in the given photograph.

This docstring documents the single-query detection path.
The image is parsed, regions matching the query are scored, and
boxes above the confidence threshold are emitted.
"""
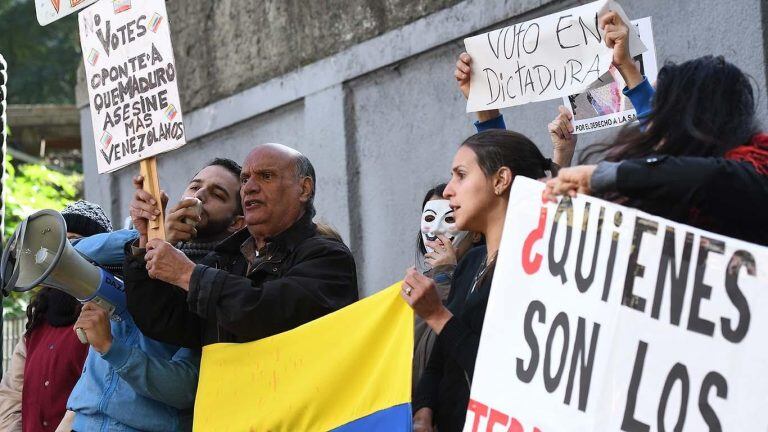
[244,199,264,209]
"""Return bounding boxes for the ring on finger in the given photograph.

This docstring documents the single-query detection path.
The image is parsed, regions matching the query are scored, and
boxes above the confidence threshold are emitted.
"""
[405,286,413,296]
[75,327,89,345]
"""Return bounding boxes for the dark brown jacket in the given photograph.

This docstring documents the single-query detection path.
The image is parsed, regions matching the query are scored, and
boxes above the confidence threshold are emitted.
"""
[124,214,359,348]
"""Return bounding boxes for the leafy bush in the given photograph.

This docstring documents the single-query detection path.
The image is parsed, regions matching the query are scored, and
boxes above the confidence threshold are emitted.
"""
[3,155,83,316]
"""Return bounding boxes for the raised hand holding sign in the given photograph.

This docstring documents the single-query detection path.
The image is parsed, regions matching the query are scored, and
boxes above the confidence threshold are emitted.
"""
[464,0,645,112]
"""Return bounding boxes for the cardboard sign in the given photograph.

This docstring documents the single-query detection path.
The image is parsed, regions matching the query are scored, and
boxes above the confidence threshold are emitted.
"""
[79,0,186,173]
[466,177,768,431]
[36,0,99,26]
[564,17,658,134]
[464,0,646,112]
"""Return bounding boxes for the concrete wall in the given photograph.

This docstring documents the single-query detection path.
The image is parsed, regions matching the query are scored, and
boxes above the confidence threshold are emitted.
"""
[161,0,464,112]
[80,0,768,295]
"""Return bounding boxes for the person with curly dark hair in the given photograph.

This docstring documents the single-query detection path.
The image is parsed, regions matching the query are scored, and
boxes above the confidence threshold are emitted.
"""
[404,130,557,432]
[545,11,768,246]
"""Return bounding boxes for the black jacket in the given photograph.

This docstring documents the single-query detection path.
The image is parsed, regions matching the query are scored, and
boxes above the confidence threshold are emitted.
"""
[413,247,490,432]
[124,214,359,348]
[610,156,768,246]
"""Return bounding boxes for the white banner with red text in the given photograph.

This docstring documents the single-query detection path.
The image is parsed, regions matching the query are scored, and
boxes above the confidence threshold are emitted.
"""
[465,177,768,432]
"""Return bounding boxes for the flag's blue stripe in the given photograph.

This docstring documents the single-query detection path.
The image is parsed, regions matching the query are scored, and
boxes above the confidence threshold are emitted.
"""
[331,403,411,432]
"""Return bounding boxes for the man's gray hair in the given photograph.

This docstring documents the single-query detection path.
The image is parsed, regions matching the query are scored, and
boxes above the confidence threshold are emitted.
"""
[295,154,316,217]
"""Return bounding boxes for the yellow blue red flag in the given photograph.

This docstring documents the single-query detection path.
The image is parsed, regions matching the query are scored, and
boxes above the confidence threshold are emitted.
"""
[193,282,413,431]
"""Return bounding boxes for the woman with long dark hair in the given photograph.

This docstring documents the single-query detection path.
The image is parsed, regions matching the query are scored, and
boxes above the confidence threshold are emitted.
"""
[546,11,768,245]
[402,130,556,432]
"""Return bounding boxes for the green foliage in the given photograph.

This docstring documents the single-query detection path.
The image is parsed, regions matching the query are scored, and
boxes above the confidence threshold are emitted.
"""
[3,289,32,319]
[0,0,81,104]
[4,155,82,238]
[3,155,83,316]
[0,0,84,316]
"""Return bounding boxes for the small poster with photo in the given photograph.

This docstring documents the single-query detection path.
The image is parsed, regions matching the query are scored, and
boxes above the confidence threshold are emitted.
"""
[563,17,657,134]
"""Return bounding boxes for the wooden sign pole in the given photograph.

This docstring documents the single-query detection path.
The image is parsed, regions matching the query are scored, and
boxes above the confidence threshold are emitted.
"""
[139,157,166,241]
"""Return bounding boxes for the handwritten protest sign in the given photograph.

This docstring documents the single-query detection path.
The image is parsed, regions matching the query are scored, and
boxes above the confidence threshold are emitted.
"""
[79,0,185,173]
[36,0,99,26]
[464,0,646,112]
[564,17,658,134]
[465,177,768,431]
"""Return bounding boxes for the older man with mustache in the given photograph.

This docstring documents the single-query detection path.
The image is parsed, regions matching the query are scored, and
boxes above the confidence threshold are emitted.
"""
[124,143,359,348]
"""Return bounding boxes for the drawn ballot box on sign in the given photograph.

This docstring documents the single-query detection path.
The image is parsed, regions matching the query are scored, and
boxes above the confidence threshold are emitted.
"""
[164,104,178,121]
[87,48,99,66]
[164,105,178,121]
[100,131,113,150]
[148,13,163,33]
[112,0,130,13]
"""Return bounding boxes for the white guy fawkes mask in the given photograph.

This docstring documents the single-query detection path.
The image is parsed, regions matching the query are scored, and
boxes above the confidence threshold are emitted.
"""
[420,199,469,253]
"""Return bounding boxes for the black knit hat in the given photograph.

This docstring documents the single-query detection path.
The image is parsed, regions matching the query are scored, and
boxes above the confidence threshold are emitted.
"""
[61,200,112,237]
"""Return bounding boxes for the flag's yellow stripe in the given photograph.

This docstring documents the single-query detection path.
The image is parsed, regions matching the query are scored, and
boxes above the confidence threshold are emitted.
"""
[193,282,413,431]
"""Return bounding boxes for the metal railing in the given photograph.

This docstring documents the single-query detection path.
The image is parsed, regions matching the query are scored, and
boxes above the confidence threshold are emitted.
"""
[2,316,27,373]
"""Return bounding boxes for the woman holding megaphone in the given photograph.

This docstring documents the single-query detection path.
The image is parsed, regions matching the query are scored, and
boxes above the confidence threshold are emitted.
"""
[0,201,112,432]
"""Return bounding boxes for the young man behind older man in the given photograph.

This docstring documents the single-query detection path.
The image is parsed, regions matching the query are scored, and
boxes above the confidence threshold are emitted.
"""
[64,158,245,432]
[124,144,358,348]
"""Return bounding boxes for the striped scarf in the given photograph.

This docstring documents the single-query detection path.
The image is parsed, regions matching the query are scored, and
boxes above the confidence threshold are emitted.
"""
[177,240,219,263]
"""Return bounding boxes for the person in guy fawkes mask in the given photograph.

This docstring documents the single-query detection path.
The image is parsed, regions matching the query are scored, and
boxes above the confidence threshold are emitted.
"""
[412,183,482,396]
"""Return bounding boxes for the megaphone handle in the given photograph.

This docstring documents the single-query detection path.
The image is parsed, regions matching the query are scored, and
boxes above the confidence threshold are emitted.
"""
[0,228,21,295]
[140,157,167,241]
